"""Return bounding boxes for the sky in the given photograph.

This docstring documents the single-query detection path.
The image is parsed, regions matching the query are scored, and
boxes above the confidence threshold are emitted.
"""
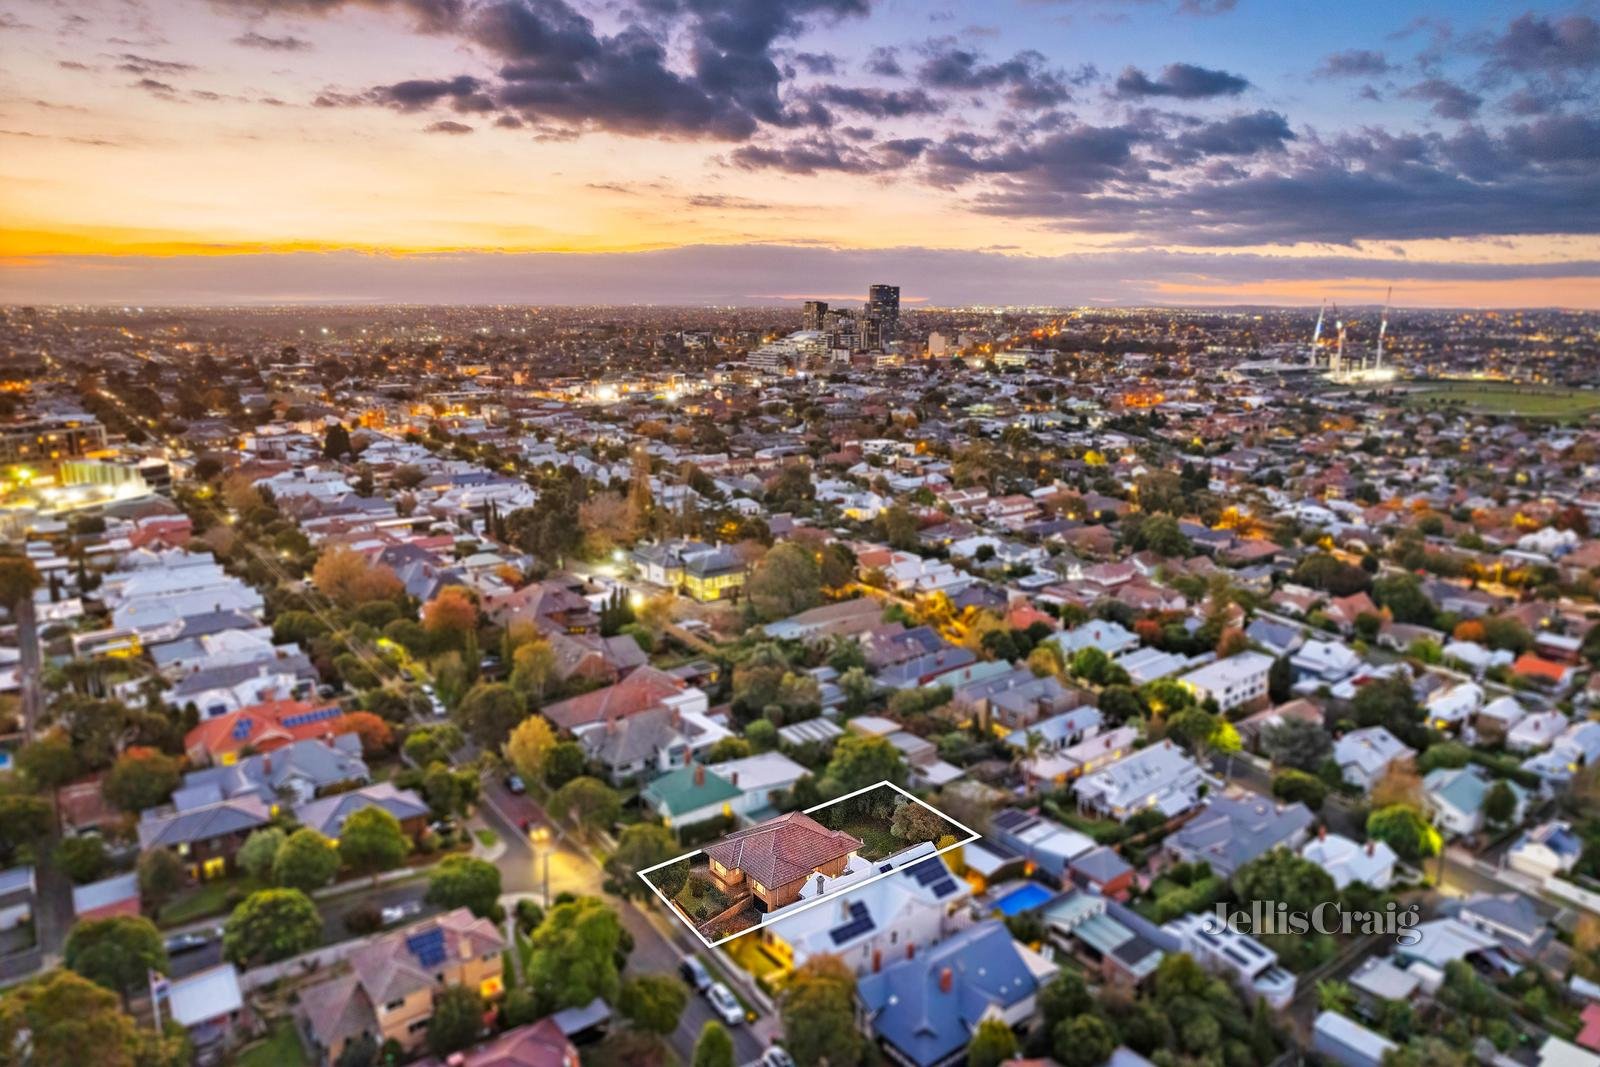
[1,0,1598,307]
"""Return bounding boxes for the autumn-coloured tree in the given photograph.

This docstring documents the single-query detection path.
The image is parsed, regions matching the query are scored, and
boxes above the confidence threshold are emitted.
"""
[334,711,395,755]
[579,492,633,558]
[422,586,479,645]
[312,545,402,608]
[504,714,557,785]
[1453,619,1487,644]
[1370,762,1425,810]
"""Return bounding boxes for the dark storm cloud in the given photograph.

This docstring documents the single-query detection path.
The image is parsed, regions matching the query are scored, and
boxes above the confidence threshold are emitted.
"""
[915,45,1073,109]
[809,84,944,117]
[1489,13,1600,74]
[1402,78,1482,120]
[1315,49,1391,78]
[1114,62,1249,99]
[233,30,314,50]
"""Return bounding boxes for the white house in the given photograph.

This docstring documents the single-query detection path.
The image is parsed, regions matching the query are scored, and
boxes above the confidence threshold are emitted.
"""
[1507,711,1568,753]
[1178,652,1273,712]
[1334,727,1416,790]
[1425,682,1484,732]
[1508,821,1584,879]
[1424,765,1529,838]
[1164,912,1296,1011]
[1074,741,1212,822]
[1291,640,1363,684]
[1300,833,1397,890]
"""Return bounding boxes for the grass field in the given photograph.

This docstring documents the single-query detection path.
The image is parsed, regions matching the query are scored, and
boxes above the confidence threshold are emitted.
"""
[1402,382,1600,419]
[235,1020,308,1067]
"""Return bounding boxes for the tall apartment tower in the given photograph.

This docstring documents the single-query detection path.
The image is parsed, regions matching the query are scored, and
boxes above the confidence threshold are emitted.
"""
[863,284,900,350]
[802,300,828,332]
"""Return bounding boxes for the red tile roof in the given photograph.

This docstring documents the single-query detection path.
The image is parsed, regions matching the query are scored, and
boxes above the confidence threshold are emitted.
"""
[184,698,346,762]
[703,811,862,889]
[541,666,687,731]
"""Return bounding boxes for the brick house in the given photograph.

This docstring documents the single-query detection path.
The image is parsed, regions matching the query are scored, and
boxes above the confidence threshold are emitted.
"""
[703,812,862,911]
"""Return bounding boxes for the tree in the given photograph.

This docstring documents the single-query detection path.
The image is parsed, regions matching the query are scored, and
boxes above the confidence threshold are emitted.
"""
[619,974,688,1034]
[0,970,170,1067]
[819,734,906,798]
[422,586,479,647]
[1037,970,1094,1028]
[273,828,340,891]
[1166,708,1223,759]
[137,849,184,909]
[606,824,677,900]
[781,956,860,1067]
[966,1018,1018,1067]
[1261,718,1331,772]
[340,806,409,877]
[890,801,948,844]
[16,730,80,790]
[1097,684,1144,723]
[508,639,559,703]
[426,855,502,919]
[1371,763,1425,810]
[1373,573,1435,626]
[102,748,182,812]
[223,888,323,966]
[1484,780,1518,827]
[237,827,287,882]
[504,714,557,784]
[1052,1014,1115,1067]
[454,682,526,747]
[323,422,352,459]
[1351,675,1418,732]
[1272,769,1327,810]
[691,1021,735,1067]
[1292,553,1371,596]
[312,545,402,608]
[404,722,463,768]
[527,897,623,1010]
[506,483,582,565]
[334,711,395,755]
[54,834,110,885]
[544,740,587,788]
[746,543,823,622]
[426,984,483,1055]
[63,916,168,1004]
[1367,805,1438,863]
[1233,849,1337,916]
[549,776,621,836]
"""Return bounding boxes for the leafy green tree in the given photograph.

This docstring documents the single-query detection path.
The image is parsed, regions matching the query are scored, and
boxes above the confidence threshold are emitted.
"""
[273,828,340,891]
[619,974,688,1034]
[966,1018,1018,1067]
[544,740,587,788]
[818,734,907,797]
[1484,780,1518,827]
[890,801,949,844]
[691,1021,735,1067]
[527,897,623,1010]
[102,749,182,812]
[323,422,352,459]
[747,543,823,622]
[1261,718,1332,772]
[549,776,621,836]
[403,723,463,768]
[1351,675,1418,732]
[223,889,323,966]
[54,835,109,885]
[1271,769,1327,810]
[1373,573,1435,626]
[1232,848,1336,916]
[136,849,184,910]
[16,730,80,790]
[1037,970,1093,1028]
[426,984,483,1055]
[1052,1014,1115,1067]
[237,827,287,883]
[453,683,526,747]
[605,824,677,900]
[339,806,409,877]
[0,969,179,1067]
[63,916,168,1005]
[780,956,860,1067]
[426,855,502,919]
[1096,684,1144,723]
[1367,805,1438,863]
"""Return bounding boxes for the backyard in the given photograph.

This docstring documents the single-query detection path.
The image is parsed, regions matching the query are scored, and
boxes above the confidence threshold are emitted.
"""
[234,1020,308,1067]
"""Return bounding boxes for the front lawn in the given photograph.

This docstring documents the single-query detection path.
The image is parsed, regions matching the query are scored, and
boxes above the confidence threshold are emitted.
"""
[474,828,499,848]
[158,876,261,927]
[675,871,733,922]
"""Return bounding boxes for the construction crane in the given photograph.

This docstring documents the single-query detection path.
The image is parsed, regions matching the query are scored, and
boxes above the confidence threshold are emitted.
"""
[1310,298,1327,364]
[1375,286,1392,371]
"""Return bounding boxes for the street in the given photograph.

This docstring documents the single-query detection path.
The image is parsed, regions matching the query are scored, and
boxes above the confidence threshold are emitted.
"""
[478,781,772,1065]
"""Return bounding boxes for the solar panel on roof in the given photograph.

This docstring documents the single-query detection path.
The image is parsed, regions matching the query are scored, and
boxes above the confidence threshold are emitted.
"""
[907,858,947,886]
[231,717,253,740]
[930,878,958,898]
[405,928,446,968]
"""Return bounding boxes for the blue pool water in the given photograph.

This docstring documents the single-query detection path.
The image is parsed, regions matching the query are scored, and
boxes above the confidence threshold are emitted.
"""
[993,882,1053,916]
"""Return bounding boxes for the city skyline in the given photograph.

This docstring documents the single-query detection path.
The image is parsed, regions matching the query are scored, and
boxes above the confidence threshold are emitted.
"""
[2,0,1599,306]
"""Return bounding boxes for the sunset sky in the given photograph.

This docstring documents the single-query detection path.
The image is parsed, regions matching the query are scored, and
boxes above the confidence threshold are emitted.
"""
[1,0,1597,306]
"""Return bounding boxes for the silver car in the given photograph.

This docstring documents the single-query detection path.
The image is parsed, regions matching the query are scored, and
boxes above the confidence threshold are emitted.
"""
[705,982,743,1026]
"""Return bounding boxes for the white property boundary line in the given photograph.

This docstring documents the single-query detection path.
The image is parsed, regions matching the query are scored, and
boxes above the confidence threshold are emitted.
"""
[637,780,981,949]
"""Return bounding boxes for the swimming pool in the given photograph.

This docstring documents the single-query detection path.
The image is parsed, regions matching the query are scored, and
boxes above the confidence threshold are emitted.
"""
[993,882,1053,916]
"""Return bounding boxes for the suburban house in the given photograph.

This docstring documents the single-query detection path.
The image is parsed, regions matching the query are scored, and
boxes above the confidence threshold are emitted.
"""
[575,704,733,785]
[1424,765,1529,838]
[641,762,743,830]
[857,920,1056,1067]
[71,872,141,922]
[986,808,1096,881]
[413,1019,579,1067]
[179,735,371,807]
[1042,889,1178,986]
[136,794,272,880]
[1334,727,1416,789]
[294,782,431,841]
[182,698,348,766]
[1165,796,1316,878]
[1300,832,1398,890]
[706,752,810,823]
[166,964,248,1064]
[1508,821,1585,879]
[703,812,862,912]
[1073,742,1212,822]
[1177,651,1273,713]
[298,908,507,1063]
[757,854,972,978]
[1164,912,1296,1010]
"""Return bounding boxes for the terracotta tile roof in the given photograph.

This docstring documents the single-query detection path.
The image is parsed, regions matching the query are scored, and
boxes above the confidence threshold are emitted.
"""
[183,698,346,761]
[541,666,687,731]
[703,811,861,889]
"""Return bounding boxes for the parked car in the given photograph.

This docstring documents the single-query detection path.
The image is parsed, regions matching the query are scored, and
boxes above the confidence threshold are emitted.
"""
[380,901,423,926]
[505,773,526,795]
[760,1048,796,1067]
[679,957,712,992]
[164,928,219,955]
[706,982,744,1026]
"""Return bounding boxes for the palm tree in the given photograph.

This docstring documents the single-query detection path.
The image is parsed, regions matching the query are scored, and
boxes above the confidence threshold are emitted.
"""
[0,556,42,740]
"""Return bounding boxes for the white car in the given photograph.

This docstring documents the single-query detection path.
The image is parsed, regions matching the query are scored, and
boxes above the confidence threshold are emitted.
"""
[380,902,423,926]
[705,982,744,1026]
[760,1048,795,1067]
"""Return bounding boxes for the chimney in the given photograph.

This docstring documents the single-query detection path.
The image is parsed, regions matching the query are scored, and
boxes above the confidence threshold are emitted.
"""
[872,948,882,973]
[907,943,915,959]
[1318,825,1326,841]
[262,754,272,775]
[1366,840,1375,856]
[694,764,705,787]
[459,934,472,961]
[938,967,953,994]
[729,772,739,787]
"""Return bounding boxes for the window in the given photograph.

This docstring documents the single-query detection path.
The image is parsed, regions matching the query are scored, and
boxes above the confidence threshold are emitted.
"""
[407,1018,430,1034]
[383,999,405,1013]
